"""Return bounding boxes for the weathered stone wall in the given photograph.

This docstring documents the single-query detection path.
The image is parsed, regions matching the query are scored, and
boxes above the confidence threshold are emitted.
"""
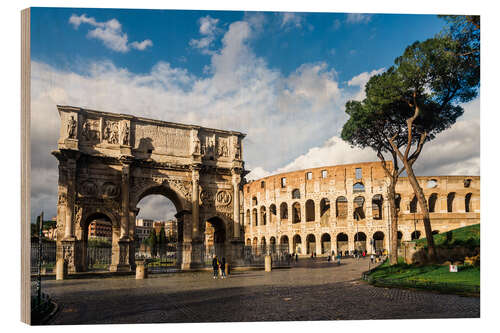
[243,162,480,256]
[53,105,247,272]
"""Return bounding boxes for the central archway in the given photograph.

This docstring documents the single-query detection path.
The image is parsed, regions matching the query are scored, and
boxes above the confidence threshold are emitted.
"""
[204,216,226,264]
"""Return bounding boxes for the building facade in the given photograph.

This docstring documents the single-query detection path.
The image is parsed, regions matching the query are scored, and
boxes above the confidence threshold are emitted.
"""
[242,161,480,256]
[88,219,113,241]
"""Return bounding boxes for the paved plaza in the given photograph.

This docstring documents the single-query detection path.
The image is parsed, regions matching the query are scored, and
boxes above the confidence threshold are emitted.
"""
[43,258,480,324]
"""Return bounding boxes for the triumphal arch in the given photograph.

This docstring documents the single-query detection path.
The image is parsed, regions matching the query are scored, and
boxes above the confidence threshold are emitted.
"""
[53,105,246,272]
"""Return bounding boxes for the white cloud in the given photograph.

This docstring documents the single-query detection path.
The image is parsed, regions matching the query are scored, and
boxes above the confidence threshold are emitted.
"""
[347,68,385,101]
[130,39,153,51]
[280,12,304,30]
[346,13,372,24]
[189,16,220,54]
[69,14,152,52]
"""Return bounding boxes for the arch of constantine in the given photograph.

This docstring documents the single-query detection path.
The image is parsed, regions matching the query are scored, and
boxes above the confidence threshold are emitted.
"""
[243,163,480,256]
[53,106,246,272]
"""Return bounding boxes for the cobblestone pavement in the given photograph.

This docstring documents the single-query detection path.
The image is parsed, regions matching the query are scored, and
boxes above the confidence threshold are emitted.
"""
[43,258,479,324]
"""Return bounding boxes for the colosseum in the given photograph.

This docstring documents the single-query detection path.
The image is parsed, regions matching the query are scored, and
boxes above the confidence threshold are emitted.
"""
[242,161,480,257]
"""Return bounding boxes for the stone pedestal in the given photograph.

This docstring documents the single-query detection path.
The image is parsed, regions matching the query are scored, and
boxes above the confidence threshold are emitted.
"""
[265,255,272,272]
[56,258,68,280]
[110,239,131,272]
[181,242,192,270]
[135,260,148,279]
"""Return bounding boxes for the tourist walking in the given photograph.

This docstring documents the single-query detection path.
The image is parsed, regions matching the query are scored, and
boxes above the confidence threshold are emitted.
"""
[295,253,298,262]
[337,253,341,265]
[220,257,227,278]
[212,255,219,279]
[370,254,374,264]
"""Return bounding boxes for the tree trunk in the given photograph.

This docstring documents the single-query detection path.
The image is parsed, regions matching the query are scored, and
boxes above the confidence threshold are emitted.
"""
[403,162,437,262]
[387,178,399,265]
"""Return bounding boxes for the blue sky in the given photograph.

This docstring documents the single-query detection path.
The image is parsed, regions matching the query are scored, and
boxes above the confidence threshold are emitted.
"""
[31,8,446,84]
[29,8,479,221]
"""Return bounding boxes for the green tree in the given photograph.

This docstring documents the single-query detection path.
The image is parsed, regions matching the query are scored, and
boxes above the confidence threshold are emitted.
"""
[158,227,167,258]
[345,35,479,262]
[148,229,158,257]
[341,74,413,264]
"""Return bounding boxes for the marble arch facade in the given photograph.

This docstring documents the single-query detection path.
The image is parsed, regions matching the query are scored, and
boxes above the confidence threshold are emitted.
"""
[243,162,480,256]
[53,106,246,272]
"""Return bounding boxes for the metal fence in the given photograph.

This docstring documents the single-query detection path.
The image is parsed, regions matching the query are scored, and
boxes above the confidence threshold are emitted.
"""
[30,241,56,274]
[86,247,112,271]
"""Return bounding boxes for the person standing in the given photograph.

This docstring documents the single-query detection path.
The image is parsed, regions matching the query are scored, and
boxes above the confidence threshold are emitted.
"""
[370,254,374,264]
[337,253,341,265]
[295,253,298,263]
[212,255,219,279]
[220,257,227,279]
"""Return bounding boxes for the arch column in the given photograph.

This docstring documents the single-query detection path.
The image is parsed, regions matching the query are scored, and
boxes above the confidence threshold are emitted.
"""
[232,171,241,239]
[63,158,77,240]
[191,166,200,241]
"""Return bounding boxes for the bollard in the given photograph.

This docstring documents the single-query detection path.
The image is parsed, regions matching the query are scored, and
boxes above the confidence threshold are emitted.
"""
[135,260,148,280]
[225,263,230,276]
[265,255,272,272]
[56,258,67,281]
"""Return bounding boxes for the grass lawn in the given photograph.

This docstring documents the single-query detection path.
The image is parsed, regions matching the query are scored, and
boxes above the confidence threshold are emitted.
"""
[367,223,481,295]
[367,261,479,294]
[416,223,480,249]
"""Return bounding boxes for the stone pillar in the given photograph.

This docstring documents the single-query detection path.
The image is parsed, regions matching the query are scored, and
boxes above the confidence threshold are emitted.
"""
[64,159,77,240]
[135,260,148,279]
[56,258,68,280]
[316,236,322,256]
[265,255,272,272]
[191,167,200,240]
[120,163,130,240]
[232,172,241,239]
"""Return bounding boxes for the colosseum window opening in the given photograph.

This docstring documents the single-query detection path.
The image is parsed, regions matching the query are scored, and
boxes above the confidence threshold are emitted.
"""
[306,172,312,180]
[410,196,418,213]
[371,194,383,220]
[306,234,316,254]
[260,206,267,225]
[395,193,401,211]
[353,182,365,193]
[281,177,287,188]
[464,179,472,188]
[321,233,331,254]
[353,196,365,220]
[321,170,328,178]
[465,193,472,212]
[269,204,277,224]
[447,192,456,212]
[426,179,438,189]
[428,193,438,213]
[306,199,315,222]
[252,208,258,226]
[252,196,257,206]
[292,188,301,199]
[246,209,250,225]
[411,230,421,240]
[336,196,348,218]
[373,231,385,251]
[280,202,288,220]
[320,198,330,217]
[355,168,362,179]
[292,202,301,223]
[260,181,265,188]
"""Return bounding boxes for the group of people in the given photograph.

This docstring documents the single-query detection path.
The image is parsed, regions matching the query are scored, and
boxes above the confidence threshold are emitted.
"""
[211,255,227,279]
